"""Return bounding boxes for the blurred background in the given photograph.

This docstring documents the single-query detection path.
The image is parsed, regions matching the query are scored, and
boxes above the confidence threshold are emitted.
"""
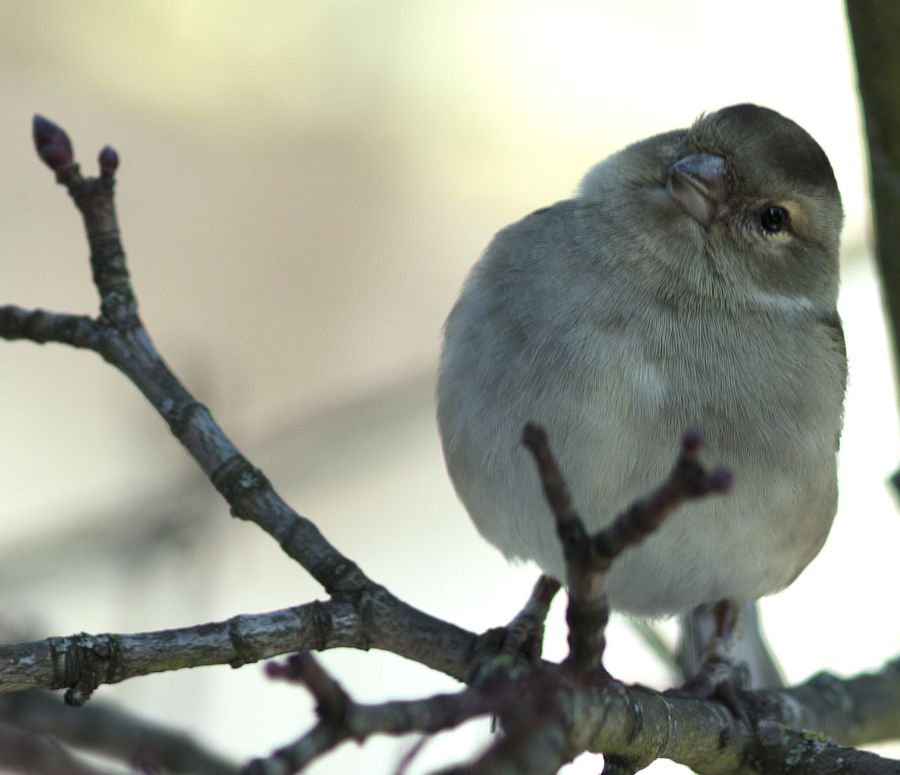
[0,1,897,772]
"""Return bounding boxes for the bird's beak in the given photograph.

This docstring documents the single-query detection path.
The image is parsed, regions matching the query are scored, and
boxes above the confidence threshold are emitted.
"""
[667,153,727,229]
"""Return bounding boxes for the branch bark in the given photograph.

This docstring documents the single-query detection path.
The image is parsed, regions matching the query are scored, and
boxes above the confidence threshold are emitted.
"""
[0,599,475,700]
[248,652,900,775]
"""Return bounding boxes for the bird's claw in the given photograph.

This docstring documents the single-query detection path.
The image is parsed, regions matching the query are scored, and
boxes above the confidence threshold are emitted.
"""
[665,653,773,726]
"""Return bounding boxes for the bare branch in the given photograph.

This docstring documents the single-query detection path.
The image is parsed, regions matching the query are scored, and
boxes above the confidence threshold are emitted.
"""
[592,429,731,562]
[0,116,478,702]
[0,306,100,350]
[521,423,610,673]
[247,653,495,775]
[0,719,117,775]
[846,3,900,411]
[521,425,729,674]
[0,599,475,699]
[752,720,900,775]
[247,646,900,773]
[3,118,377,600]
[501,575,560,663]
[266,653,351,724]
[0,691,238,775]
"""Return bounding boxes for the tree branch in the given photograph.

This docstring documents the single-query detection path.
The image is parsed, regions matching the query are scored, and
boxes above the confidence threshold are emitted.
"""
[522,425,730,674]
[0,116,478,703]
[247,653,497,775]
[846,2,900,410]
[7,119,396,602]
[0,307,100,350]
[0,690,238,775]
[247,649,900,775]
[246,429,900,774]
[0,719,118,775]
[0,599,478,702]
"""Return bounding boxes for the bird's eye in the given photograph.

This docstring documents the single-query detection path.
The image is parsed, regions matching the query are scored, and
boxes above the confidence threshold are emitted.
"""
[760,205,790,234]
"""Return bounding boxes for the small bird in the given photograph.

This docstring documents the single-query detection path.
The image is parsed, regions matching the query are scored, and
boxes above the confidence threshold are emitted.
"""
[437,105,845,641]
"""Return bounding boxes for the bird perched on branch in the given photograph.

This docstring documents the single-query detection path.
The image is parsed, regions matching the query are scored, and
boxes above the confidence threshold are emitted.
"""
[437,104,845,685]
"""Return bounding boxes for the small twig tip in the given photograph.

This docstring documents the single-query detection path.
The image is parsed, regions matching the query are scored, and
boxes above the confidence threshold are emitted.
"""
[32,113,73,170]
[522,422,546,448]
[708,466,733,494]
[681,428,702,454]
[98,144,119,175]
[263,661,282,679]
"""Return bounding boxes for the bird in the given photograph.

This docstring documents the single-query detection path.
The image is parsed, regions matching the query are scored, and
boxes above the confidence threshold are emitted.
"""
[436,105,845,663]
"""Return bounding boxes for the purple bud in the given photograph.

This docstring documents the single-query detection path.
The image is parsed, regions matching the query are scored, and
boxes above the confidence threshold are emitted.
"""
[263,661,281,678]
[708,466,733,493]
[32,114,73,170]
[681,428,702,454]
[98,144,119,175]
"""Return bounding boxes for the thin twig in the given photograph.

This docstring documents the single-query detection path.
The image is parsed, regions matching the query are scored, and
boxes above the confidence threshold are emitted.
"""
[518,426,733,772]
[523,425,731,675]
[267,653,350,724]
[0,115,477,703]
[593,430,731,562]
[522,424,609,673]
[0,691,238,774]
[249,653,496,775]
[502,575,560,662]
[0,720,118,775]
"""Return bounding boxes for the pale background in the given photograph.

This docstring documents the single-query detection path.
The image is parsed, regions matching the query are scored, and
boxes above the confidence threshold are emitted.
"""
[0,1,897,773]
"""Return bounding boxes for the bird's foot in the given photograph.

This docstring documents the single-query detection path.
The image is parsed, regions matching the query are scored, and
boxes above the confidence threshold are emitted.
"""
[466,619,550,689]
[665,653,773,726]
[468,575,560,688]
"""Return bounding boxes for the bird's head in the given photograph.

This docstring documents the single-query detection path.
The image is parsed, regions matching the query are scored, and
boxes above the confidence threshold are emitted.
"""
[581,104,843,309]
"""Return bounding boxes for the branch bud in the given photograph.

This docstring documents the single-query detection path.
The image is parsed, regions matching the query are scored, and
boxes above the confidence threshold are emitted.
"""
[98,144,119,176]
[32,114,74,170]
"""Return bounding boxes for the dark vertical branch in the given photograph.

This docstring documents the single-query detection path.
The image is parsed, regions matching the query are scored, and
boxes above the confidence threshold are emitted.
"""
[846,3,900,405]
